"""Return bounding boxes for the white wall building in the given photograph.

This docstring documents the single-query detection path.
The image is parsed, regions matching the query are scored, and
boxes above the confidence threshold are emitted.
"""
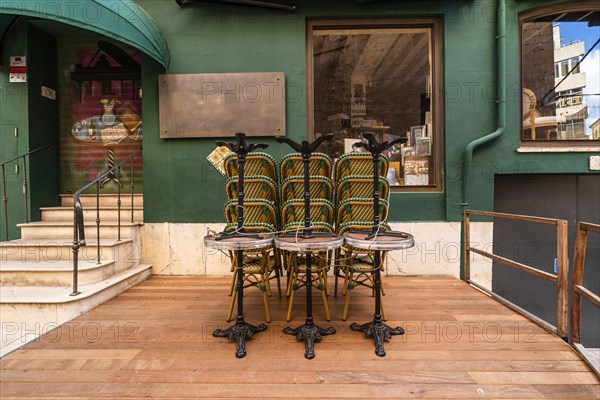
[553,24,589,139]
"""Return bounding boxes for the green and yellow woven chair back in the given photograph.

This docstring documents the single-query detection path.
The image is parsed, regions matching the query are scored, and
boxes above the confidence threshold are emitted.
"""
[225,175,278,204]
[224,198,277,227]
[335,175,389,204]
[279,152,332,180]
[223,152,277,180]
[280,175,333,203]
[281,198,334,227]
[334,152,389,181]
[336,197,389,228]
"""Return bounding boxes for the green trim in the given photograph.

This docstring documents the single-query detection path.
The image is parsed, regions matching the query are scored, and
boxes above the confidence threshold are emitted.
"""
[0,0,169,67]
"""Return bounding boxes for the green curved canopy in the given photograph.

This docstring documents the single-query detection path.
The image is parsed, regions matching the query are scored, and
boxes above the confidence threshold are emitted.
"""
[0,0,169,68]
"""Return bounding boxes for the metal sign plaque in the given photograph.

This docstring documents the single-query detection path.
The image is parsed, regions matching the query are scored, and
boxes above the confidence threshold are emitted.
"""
[159,72,286,138]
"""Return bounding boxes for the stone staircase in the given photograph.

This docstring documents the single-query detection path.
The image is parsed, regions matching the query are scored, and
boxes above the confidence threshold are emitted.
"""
[0,194,151,357]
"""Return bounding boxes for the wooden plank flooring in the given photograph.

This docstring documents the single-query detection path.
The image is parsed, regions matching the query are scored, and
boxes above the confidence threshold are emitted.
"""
[1,276,598,399]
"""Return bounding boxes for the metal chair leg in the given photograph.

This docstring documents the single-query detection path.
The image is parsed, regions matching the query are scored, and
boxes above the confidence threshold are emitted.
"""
[286,271,297,322]
[262,271,271,323]
[320,270,331,321]
[342,270,352,321]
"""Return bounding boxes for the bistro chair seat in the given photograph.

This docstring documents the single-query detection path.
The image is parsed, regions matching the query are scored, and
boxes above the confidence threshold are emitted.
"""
[334,152,388,181]
[223,221,279,290]
[339,247,389,321]
[224,198,278,228]
[225,175,278,205]
[280,175,333,203]
[336,197,389,228]
[283,249,332,322]
[282,221,335,234]
[337,220,391,235]
[336,175,389,203]
[222,223,281,323]
[333,220,391,298]
[281,198,334,226]
[223,152,277,180]
[279,220,335,292]
[226,250,277,323]
[279,152,332,180]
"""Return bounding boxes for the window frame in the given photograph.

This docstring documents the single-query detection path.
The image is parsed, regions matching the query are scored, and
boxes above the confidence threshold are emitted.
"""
[306,17,444,192]
[519,1,600,147]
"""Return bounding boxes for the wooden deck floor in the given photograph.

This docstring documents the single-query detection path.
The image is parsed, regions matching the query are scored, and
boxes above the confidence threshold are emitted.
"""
[1,276,598,399]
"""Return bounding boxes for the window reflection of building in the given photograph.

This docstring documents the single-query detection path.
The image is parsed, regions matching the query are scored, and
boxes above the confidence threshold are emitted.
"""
[521,6,598,141]
[553,25,588,139]
[591,119,600,140]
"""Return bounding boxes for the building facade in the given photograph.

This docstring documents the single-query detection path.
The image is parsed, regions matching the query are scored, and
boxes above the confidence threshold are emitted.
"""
[1,0,599,286]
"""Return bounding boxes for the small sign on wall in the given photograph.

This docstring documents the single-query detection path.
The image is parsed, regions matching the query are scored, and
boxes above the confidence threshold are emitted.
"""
[41,86,56,100]
[9,56,26,82]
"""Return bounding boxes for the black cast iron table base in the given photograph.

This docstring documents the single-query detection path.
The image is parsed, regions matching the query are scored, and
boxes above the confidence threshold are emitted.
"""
[284,317,336,359]
[213,317,267,358]
[350,314,404,357]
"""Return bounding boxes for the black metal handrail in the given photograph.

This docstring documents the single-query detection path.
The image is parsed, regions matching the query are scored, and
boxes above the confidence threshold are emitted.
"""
[71,148,141,296]
[1,142,57,241]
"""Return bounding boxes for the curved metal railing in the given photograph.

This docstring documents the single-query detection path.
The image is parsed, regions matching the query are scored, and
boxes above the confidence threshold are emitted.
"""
[71,149,141,295]
[1,142,57,241]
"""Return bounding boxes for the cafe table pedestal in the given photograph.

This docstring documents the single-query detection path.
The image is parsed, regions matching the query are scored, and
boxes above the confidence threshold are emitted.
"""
[275,234,343,359]
[343,231,415,357]
[204,233,273,358]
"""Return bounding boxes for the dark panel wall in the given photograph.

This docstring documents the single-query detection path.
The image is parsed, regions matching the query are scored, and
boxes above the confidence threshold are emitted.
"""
[494,174,600,346]
[27,24,60,220]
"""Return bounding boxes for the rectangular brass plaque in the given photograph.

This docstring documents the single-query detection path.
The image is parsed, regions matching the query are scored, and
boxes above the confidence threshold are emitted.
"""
[159,72,286,138]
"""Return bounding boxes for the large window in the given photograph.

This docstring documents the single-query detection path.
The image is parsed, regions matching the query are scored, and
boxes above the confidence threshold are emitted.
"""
[307,19,443,191]
[521,3,599,142]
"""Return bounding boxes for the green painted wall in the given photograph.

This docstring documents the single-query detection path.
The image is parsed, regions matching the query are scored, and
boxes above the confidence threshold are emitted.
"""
[136,0,597,224]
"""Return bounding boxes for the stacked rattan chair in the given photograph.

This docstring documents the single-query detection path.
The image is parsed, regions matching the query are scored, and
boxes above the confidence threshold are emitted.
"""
[221,151,281,323]
[278,152,335,321]
[333,152,392,321]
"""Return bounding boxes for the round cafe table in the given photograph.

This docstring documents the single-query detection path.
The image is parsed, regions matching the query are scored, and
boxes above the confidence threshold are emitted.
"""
[274,234,343,359]
[343,230,415,356]
[204,232,274,358]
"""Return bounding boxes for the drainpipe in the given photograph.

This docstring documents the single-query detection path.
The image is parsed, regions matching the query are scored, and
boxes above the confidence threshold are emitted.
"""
[461,0,506,208]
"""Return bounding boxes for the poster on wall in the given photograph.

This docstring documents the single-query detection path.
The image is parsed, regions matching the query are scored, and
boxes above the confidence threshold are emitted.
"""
[60,39,143,193]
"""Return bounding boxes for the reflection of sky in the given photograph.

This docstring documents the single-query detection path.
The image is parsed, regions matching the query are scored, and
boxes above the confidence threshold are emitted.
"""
[557,22,600,134]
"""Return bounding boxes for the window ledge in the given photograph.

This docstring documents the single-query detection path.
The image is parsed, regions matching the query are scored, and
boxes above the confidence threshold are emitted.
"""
[517,146,600,153]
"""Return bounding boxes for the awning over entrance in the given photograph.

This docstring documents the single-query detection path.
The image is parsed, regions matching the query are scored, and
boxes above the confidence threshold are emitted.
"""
[0,0,169,68]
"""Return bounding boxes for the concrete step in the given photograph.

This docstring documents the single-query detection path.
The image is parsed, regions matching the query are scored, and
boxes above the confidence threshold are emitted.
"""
[0,238,140,271]
[18,221,142,240]
[60,194,143,208]
[41,207,143,222]
[0,264,151,357]
[0,259,118,286]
